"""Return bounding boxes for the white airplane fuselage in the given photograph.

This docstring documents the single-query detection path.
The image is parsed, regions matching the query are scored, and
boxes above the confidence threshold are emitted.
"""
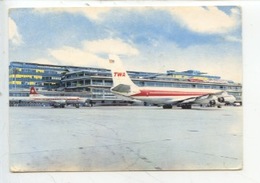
[123,87,221,105]
[27,87,86,108]
[30,95,82,103]
[112,86,222,105]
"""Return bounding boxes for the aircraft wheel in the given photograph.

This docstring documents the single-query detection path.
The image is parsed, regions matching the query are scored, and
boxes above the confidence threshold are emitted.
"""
[163,104,172,109]
[181,105,192,109]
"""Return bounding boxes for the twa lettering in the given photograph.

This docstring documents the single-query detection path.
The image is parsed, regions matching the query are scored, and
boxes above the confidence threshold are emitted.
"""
[114,72,126,77]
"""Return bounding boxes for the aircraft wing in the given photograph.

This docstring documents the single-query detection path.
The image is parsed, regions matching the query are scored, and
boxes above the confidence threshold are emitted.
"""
[165,91,235,107]
[180,92,221,104]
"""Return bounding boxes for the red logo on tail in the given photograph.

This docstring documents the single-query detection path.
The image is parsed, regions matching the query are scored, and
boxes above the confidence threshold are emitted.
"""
[114,72,126,77]
[30,87,38,95]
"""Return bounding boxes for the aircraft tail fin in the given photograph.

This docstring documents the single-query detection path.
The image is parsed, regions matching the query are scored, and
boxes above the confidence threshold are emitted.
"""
[108,55,139,95]
[29,87,43,97]
[30,87,38,95]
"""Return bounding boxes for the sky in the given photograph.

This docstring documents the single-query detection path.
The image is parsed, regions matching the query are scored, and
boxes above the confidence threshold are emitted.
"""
[9,6,242,82]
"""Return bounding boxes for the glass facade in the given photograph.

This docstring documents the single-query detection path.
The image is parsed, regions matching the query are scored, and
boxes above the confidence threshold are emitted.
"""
[9,62,65,90]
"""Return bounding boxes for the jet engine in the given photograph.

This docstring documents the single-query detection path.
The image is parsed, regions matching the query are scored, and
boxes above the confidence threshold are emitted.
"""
[217,95,236,104]
[209,93,236,107]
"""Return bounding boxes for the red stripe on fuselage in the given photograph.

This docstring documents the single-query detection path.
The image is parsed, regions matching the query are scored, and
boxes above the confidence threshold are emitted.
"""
[131,90,210,97]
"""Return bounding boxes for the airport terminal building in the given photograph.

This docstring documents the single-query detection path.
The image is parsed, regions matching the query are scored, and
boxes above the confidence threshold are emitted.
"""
[9,61,242,105]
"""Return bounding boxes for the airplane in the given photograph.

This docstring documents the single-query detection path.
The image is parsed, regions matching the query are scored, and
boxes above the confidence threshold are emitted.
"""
[29,87,86,108]
[108,55,236,109]
[9,96,32,106]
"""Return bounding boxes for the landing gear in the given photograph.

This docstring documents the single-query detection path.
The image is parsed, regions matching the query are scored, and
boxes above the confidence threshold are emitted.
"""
[181,104,192,109]
[162,104,173,109]
[52,104,65,108]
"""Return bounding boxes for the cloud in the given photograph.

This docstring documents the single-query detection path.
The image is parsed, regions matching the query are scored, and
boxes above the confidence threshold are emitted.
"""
[33,7,240,35]
[83,38,139,56]
[49,46,106,68]
[166,6,240,34]
[34,7,111,21]
[48,38,139,68]
[9,17,22,45]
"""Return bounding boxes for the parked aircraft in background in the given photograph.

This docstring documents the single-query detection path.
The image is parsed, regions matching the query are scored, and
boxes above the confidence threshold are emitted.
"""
[108,55,236,109]
[29,87,86,108]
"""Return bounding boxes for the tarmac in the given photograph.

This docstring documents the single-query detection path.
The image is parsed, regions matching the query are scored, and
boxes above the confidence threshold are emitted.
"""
[9,106,243,172]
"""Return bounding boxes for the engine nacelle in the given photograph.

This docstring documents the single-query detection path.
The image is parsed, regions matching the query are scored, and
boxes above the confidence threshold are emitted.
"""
[218,97,225,103]
[208,99,226,108]
[209,99,216,106]
[217,95,236,104]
